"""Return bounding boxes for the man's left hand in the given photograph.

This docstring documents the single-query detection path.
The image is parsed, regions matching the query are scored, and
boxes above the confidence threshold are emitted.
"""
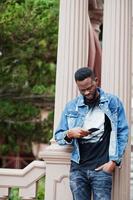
[95,160,116,173]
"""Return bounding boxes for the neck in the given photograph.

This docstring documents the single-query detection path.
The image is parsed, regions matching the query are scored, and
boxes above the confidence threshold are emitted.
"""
[84,91,100,108]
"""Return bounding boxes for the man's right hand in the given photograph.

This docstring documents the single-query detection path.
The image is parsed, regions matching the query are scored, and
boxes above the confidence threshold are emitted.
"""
[67,127,91,139]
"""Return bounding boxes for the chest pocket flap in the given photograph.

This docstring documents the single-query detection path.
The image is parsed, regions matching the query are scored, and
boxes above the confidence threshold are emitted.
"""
[66,111,79,128]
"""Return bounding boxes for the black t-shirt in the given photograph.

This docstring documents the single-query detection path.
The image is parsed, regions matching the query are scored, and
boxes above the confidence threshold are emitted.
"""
[77,114,111,170]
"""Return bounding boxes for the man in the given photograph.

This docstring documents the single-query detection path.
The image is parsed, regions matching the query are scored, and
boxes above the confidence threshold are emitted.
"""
[55,67,129,200]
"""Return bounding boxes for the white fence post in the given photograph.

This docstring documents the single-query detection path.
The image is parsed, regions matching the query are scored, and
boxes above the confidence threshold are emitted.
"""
[0,188,8,200]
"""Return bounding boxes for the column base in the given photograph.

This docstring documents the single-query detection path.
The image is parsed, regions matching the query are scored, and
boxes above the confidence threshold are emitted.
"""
[40,141,73,200]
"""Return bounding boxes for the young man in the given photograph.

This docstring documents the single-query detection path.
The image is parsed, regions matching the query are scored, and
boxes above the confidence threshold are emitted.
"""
[55,67,129,200]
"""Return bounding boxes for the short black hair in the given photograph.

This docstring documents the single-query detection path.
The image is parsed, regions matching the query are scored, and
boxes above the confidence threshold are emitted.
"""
[74,67,95,81]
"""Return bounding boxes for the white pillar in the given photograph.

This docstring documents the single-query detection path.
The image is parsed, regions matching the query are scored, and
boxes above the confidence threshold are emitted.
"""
[54,0,89,129]
[41,1,89,200]
[101,0,132,200]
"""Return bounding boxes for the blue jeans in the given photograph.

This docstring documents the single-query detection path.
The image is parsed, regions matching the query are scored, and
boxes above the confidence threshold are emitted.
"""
[70,163,112,200]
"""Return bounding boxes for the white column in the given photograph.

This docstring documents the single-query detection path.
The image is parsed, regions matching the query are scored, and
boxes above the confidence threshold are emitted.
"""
[41,1,89,200]
[102,0,132,200]
[54,0,89,129]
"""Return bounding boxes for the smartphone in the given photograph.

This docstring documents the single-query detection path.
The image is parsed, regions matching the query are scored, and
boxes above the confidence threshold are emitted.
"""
[88,128,100,133]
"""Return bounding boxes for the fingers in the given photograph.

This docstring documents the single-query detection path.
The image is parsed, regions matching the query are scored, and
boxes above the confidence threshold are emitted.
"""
[95,162,116,173]
[68,127,90,138]
[78,132,88,138]
[95,164,104,171]
[79,128,89,136]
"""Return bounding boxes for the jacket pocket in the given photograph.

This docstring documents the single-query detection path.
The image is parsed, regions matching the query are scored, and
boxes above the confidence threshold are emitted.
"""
[66,111,79,128]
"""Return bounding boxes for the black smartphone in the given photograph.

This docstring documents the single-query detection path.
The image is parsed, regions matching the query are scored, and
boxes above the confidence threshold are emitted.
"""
[88,128,100,133]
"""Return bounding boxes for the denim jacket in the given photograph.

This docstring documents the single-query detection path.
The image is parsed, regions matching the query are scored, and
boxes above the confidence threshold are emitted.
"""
[55,88,129,165]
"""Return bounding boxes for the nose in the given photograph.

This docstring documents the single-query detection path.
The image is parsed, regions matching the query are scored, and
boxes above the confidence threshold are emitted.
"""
[84,89,90,96]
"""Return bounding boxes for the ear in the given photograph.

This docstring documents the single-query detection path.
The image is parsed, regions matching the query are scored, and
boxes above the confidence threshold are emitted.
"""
[94,77,99,85]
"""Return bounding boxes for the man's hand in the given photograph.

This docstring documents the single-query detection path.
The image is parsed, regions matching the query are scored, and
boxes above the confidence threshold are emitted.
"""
[95,161,116,173]
[67,127,91,139]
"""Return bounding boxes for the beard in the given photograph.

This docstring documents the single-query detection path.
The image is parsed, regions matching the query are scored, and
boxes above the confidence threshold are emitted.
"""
[84,90,100,109]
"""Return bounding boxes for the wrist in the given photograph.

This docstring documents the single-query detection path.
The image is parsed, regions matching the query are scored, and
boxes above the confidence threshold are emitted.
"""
[67,130,72,139]
[64,130,72,143]
[111,160,117,166]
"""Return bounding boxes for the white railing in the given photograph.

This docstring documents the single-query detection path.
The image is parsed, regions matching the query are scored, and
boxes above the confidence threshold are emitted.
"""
[0,156,133,199]
[0,160,46,200]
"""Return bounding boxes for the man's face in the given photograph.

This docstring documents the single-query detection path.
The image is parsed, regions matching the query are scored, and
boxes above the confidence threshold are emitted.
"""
[76,77,98,102]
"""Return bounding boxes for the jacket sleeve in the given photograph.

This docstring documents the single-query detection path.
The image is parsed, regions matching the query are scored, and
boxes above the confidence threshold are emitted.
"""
[117,99,129,161]
[54,105,73,145]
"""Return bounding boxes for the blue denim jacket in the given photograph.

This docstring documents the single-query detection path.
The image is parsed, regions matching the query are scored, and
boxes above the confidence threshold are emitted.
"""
[55,88,129,165]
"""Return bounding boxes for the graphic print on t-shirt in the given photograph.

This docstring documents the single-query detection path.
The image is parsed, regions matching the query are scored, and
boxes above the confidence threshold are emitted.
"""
[82,106,105,143]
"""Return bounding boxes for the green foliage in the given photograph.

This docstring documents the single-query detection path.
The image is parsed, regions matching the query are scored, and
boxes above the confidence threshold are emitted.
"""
[0,0,58,156]
[31,111,54,143]
[0,0,59,94]
[37,177,45,199]
[9,188,21,200]
[0,100,39,120]
[0,99,54,155]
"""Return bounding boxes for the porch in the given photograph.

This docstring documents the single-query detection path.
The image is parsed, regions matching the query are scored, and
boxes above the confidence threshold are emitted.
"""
[0,0,132,199]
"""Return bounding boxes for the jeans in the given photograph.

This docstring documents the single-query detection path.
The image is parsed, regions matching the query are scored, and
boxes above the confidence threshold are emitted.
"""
[70,163,112,200]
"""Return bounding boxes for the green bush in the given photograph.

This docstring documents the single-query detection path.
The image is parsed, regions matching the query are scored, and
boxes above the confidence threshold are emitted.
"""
[0,100,39,120]
[0,0,58,157]
[9,188,21,200]
[0,99,54,155]
[0,0,58,93]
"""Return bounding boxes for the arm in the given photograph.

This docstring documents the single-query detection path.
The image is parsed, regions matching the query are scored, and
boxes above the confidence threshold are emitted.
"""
[54,105,71,145]
[117,99,129,159]
[54,104,90,145]
[95,98,129,172]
